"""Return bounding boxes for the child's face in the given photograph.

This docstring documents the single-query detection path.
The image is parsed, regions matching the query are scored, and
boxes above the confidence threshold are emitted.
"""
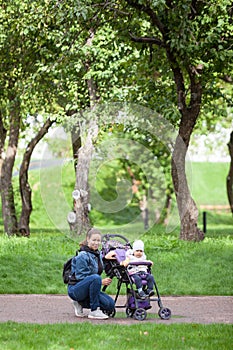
[133,250,143,258]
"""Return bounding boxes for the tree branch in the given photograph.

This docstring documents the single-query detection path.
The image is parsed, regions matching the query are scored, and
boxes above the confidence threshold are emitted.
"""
[220,75,233,84]
[129,32,164,46]
[125,0,165,34]
[18,117,56,236]
[187,65,202,115]
[126,0,187,112]
[165,0,173,8]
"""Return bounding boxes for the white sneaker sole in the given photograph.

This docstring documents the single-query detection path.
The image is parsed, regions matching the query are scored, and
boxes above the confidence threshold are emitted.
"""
[88,315,109,320]
[74,311,87,318]
[73,302,87,317]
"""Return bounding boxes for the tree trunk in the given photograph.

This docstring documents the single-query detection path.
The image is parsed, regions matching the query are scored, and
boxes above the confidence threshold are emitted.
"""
[72,28,99,235]
[172,133,204,241]
[226,131,233,215]
[71,123,81,173]
[0,115,7,180]
[139,195,149,230]
[73,119,98,235]
[169,55,204,241]
[124,1,204,240]
[160,193,172,225]
[18,118,55,236]
[66,110,81,173]
[0,110,20,236]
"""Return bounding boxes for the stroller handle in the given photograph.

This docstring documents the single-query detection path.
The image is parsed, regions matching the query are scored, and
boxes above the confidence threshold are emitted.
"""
[128,261,152,267]
[102,233,130,244]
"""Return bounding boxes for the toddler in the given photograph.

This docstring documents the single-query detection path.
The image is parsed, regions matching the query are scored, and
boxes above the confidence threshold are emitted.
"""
[121,239,155,299]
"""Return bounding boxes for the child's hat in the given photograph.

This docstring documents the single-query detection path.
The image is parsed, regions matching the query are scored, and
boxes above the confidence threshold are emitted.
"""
[133,240,144,252]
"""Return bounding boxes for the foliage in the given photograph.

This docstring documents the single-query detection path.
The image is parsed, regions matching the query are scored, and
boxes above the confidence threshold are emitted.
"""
[88,0,233,240]
[45,136,72,158]
[0,0,64,116]
[96,0,233,124]
[6,159,232,231]
[0,0,146,236]
[1,0,232,238]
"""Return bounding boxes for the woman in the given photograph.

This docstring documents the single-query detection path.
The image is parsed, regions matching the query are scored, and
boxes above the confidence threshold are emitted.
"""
[68,227,116,320]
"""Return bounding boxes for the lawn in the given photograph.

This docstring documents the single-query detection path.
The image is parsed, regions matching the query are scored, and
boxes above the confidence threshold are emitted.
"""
[4,160,231,233]
[0,160,232,295]
[188,162,229,206]
[0,161,232,350]
[0,227,232,295]
[0,322,232,350]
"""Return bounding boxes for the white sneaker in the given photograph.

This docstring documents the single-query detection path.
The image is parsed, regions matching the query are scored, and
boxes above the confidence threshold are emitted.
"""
[88,307,109,319]
[73,301,86,317]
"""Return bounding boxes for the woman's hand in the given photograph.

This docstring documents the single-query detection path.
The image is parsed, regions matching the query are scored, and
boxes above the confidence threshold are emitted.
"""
[102,277,112,286]
[120,258,129,267]
[104,251,116,260]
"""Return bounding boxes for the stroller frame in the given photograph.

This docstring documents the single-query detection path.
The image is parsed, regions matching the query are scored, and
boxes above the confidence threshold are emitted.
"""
[101,234,171,321]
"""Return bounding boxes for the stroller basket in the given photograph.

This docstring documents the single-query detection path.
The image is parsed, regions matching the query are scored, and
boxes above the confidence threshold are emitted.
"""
[101,233,171,321]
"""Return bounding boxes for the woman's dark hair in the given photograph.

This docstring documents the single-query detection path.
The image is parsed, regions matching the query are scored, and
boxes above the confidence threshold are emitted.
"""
[79,228,102,247]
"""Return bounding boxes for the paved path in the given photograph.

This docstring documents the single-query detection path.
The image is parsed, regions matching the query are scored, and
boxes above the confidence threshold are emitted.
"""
[0,295,232,325]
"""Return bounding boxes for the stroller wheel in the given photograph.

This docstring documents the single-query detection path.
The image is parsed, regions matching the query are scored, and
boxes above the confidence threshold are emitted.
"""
[104,308,116,318]
[126,307,134,318]
[158,307,171,320]
[134,308,147,321]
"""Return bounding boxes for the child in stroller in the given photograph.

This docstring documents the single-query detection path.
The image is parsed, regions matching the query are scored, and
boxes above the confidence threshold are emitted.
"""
[101,234,171,321]
[120,239,155,299]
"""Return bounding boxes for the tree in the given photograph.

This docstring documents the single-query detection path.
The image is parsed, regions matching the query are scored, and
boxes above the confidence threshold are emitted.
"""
[0,0,139,236]
[64,22,148,235]
[19,118,55,237]
[98,122,173,226]
[96,0,233,240]
[1,0,232,239]
[227,131,233,215]
[0,0,69,235]
[0,112,20,236]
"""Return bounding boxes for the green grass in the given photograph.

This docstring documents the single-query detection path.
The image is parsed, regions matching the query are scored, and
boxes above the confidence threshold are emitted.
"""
[5,160,231,234]
[0,160,232,295]
[0,229,232,295]
[0,161,232,349]
[198,211,233,237]
[188,162,229,206]
[0,163,233,295]
[0,322,232,350]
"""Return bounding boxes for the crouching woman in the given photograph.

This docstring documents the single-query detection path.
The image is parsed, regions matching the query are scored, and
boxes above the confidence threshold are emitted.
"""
[68,228,116,320]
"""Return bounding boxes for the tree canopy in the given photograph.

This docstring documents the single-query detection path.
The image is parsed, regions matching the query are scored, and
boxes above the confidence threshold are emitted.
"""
[0,0,232,239]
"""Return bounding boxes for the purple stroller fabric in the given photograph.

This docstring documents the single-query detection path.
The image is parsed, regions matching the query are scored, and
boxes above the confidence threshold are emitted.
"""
[114,248,127,263]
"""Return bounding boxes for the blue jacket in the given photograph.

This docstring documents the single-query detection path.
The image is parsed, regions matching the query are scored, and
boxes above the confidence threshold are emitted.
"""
[71,250,104,282]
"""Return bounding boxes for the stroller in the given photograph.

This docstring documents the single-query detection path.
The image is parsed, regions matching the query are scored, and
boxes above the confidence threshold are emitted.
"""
[101,233,171,321]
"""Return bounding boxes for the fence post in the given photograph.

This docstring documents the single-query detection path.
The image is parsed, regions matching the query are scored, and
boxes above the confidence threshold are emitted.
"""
[203,211,207,233]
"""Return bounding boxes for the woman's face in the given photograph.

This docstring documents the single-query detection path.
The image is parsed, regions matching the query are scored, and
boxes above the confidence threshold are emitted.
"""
[87,233,101,251]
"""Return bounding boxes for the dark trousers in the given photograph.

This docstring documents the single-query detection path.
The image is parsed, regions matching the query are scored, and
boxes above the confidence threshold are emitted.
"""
[68,274,115,312]
[130,273,155,290]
